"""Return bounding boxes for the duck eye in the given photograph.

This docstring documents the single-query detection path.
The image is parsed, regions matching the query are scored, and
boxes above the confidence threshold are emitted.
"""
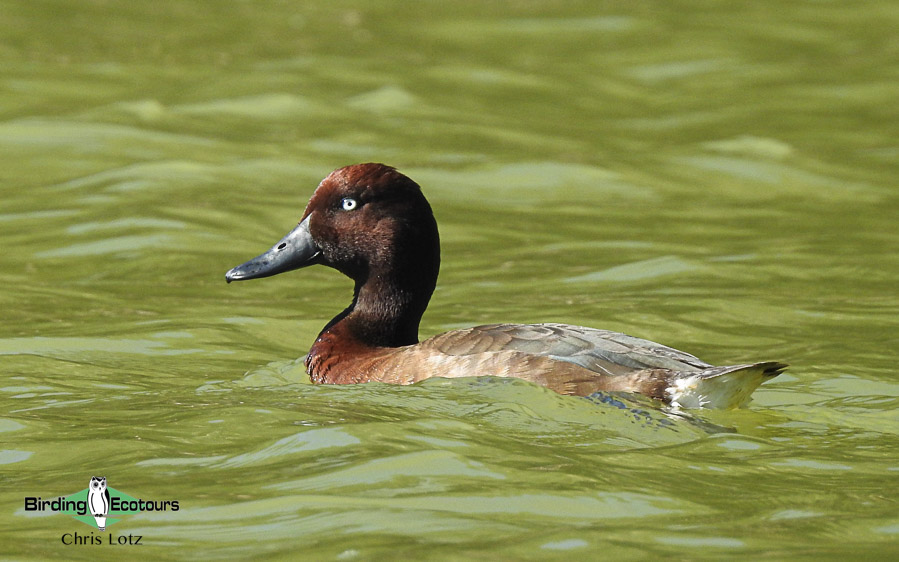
[340,197,358,211]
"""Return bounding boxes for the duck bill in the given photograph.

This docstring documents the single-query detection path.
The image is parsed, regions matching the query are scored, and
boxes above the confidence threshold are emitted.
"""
[225,215,321,282]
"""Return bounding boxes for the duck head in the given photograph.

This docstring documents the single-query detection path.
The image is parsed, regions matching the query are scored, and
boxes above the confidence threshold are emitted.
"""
[226,163,440,347]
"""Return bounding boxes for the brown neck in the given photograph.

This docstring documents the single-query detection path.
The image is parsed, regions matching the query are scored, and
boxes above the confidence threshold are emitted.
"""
[341,272,431,347]
[306,261,437,381]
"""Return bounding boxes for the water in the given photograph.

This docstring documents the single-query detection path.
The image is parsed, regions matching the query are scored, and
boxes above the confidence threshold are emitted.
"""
[2,1,897,559]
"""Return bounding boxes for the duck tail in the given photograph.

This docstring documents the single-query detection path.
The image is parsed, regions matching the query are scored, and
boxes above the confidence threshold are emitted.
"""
[666,361,788,409]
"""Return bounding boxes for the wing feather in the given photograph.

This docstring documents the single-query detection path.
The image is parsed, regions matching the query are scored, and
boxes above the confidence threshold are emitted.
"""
[422,322,711,377]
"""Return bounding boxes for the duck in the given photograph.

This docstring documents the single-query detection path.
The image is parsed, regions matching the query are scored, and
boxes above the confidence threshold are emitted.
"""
[226,163,787,409]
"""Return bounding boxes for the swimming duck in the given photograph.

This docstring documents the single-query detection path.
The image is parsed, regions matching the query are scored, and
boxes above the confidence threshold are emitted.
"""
[226,163,786,408]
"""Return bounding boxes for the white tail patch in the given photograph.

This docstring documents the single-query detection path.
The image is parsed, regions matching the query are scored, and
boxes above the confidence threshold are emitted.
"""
[666,363,781,409]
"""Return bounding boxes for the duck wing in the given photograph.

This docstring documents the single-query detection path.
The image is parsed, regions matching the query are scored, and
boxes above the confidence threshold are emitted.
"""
[417,322,786,407]
[423,322,713,377]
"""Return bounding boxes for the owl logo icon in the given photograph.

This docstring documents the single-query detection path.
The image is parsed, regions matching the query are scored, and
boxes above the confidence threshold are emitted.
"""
[87,476,110,531]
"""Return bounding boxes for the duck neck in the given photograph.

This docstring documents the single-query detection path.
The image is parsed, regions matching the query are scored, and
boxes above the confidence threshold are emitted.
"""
[318,263,437,349]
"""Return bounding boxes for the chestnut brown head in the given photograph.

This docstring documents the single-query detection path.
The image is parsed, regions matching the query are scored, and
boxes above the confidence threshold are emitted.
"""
[226,163,440,294]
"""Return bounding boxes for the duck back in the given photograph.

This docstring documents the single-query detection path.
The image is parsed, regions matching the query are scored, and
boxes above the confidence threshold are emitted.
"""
[308,323,786,409]
[417,323,785,408]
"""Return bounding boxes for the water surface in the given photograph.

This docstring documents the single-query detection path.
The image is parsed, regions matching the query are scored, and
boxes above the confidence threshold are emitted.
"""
[1,1,897,559]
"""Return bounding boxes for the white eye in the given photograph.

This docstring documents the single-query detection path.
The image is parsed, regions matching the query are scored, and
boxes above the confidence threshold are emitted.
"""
[340,197,357,211]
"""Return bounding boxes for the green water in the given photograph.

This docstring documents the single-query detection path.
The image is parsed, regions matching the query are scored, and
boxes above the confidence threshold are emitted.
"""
[2,1,897,559]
